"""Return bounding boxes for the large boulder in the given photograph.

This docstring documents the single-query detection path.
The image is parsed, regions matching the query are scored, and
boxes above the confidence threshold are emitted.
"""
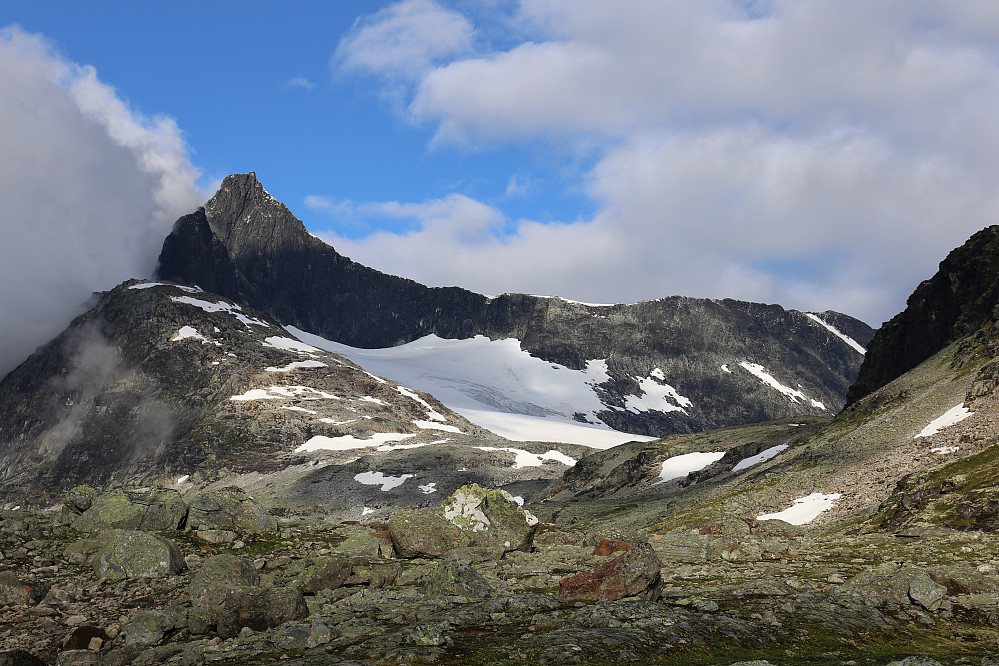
[71,487,187,532]
[0,572,45,606]
[388,509,472,559]
[423,559,492,599]
[93,530,187,579]
[558,542,663,601]
[188,554,260,608]
[288,556,353,595]
[187,486,277,535]
[437,484,537,553]
[216,586,309,638]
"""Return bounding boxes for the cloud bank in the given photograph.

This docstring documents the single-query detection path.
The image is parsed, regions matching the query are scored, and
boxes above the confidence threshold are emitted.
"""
[321,0,999,326]
[0,27,203,378]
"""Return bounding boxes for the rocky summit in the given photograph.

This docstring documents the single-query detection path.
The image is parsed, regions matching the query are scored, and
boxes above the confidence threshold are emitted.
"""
[1,181,999,665]
[156,173,874,437]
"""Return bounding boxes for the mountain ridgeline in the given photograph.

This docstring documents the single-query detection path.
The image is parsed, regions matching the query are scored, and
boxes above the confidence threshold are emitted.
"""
[157,173,874,436]
[848,224,999,404]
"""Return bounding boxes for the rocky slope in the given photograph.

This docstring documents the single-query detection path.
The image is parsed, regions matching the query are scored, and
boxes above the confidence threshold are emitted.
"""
[0,280,584,511]
[848,224,999,404]
[156,173,874,437]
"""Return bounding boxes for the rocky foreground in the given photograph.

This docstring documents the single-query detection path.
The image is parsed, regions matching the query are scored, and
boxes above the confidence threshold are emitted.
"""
[0,483,997,666]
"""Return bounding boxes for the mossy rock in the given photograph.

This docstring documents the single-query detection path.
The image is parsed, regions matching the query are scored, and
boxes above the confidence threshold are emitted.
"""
[423,559,492,598]
[288,556,353,594]
[189,554,260,608]
[71,486,187,532]
[93,530,188,579]
[216,586,309,639]
[64,484,100,513]
[389,509,471,559]
[187,486,277,534]
[437,483,537,552]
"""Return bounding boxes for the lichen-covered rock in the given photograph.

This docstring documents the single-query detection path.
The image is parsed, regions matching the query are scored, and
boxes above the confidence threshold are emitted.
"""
[423,560,492,598]
[71,486,187,532]
[558,542,663,601]
[64,485,100,514]
[188,554,260,607]
[908,574,947,611]
[187,486,277,534]
[0,571,45,606]
[124,610,174,646]
[289,556,352,594]
[216,586,309,638]
[437,483,537,553]
[389,509,471,559]
[331,524,392,558]
[93,530,187,579]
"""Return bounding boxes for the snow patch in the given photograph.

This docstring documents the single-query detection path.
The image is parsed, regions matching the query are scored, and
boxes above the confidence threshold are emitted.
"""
[295,433,416,452]
[414,420,462,432]
[474,446,577,468]
[658,451,725,483]
[170,326,206,342]
[278,405,317,414]
[931,446,960,455]
[757,492,842,525]
[622,369,692,414]
[419,482,438,494]
[732,444,788,472]
[354,471,414,491]
[397,386,448,421]
[805,313,866,354]
[176,475,190,484]
[915,403,974,438]
[266,360,328,373]
[262,336,321,356]
[721,364,733,374]
[231,386,339,401]
[170,295,271,328]
[739,362,827,410]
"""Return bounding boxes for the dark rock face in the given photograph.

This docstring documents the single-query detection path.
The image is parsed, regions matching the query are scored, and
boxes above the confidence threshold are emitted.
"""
[157,173,874,436]
[848,225,999,403]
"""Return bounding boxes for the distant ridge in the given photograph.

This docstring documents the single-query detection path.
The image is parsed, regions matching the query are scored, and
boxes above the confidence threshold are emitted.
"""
[156,173,874,436]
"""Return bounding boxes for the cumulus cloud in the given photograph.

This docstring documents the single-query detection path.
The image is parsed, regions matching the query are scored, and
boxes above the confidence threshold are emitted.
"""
[325,0,999,325]
[0,26,203,379]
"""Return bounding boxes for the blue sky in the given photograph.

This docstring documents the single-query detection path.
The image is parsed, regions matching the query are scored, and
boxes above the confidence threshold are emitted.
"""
[3,1,999,376]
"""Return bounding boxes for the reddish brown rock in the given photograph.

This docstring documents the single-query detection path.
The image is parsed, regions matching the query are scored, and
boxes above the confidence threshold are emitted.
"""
[592,539,632,556]
[559,543,662,601]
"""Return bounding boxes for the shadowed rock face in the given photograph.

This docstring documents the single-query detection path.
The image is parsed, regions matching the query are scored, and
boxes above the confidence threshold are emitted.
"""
[848,225,999,404]
[156,173,874,436]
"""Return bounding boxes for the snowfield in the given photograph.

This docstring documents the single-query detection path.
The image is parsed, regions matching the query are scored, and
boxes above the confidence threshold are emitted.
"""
[286,327,656,448]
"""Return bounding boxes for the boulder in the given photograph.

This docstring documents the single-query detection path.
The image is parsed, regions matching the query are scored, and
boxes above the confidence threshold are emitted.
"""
[437,484,537,552]
[187,486,277,534]
[188,554,260,608]
[592,539,632,556]
[331,524,392,558]
[289,556,353,595]
[216,586,310,638]
[93,530,187,579]
[71,486,187,532]
[124,610,174,646]
[388,509,471,559]
[0,571,45,606]
[558,542,663,601]
[64,485,100,514]
[0,651,46,666]
[908,574,947,611]
[423,560,492,598]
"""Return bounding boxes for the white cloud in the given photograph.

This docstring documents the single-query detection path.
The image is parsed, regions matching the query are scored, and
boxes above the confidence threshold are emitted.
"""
[334,0,474,79]
[0,26,203,378]
[326,1,999,325]
[287,76,315,91]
